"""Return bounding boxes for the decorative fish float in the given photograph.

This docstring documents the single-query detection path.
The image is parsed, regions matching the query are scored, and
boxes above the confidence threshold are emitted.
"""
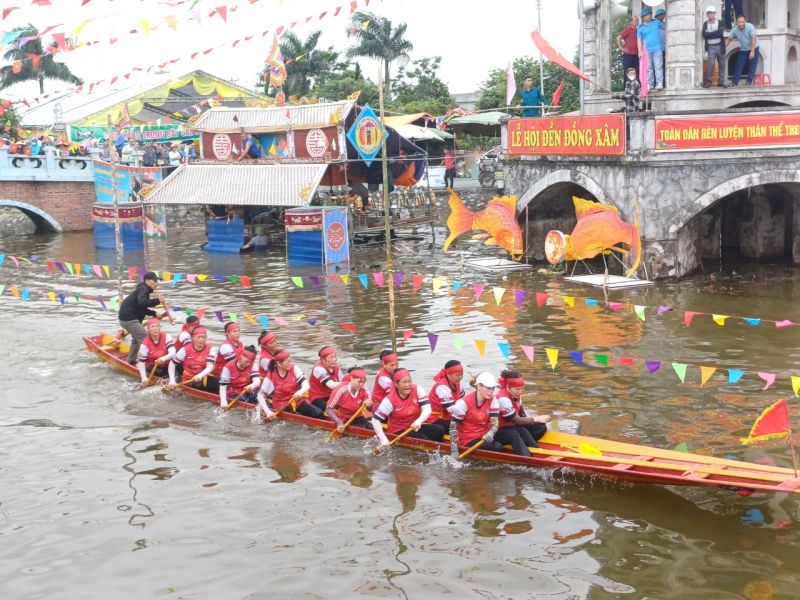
[545,197,641,277]
[443,191,524,260]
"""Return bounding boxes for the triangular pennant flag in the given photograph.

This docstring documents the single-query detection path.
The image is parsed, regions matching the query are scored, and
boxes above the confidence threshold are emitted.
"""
[172,272,183,287]
[109,297,119,311]
[535,292,548,308]
[276,317,289,326]
[340,275,349,285]
[394,272,404,286]
[227,275,241,284]
[728,369,745,383]
[618,357,634,365]
[741,399,790,445]
[791,375,800,398]
[291,276,304,288]
[521,345,534,363]
[102,265,111,278]
[684,311,699,327]
[712,314,729,326]
[569,351,583,366]
[562,296,575,308]
[127,266,138,281]
[97,297,106,310]
[432,277,446,294]
[473,284,485,300]
[309,276,320,289]
[775,320,794,328]
[607,301,624,311]
[214,310,224,322]
[357,274,369,289]
[46,260,55,273]
[545,348,559,370]
[700,366,717,386]
[240,276,251,288]
[227,312,237,323]
[48,291,56,303]
[453,336,465,350]
[55,261,65,273]
[259,316,269,330]
[10,286,20,297]
[672,362,688,383]
[645,360,661,374]
[58,293,65,305]
[372,272,385,287]
[475,339,486,358]
[196,309,205,320]
[402,329,414,340]
[21,288,29,301]
[0,285,5,296]
[584,298,598,307]
[65,263,74,275]
[412,274,424,292]
[341,324,357,333]
[492,287,505,305]
[497,341,510,359]
[514,289,527,307]
[427,332,438,353]
[743,317,761,327]
[162,271,173,282]
[633,305,646,321]
[657,305,671,315]
[595,354,609,367]
[758,372,776,390]
[674,442,689,453]
[452,281,463,295]
[196,274,209,282]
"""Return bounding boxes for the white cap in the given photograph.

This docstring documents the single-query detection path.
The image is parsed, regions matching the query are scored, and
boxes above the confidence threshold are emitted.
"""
[475,372,498,388]
[706,5,716,13]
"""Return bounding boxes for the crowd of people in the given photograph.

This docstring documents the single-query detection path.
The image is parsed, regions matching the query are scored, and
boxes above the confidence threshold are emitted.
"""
[116,272,552,458]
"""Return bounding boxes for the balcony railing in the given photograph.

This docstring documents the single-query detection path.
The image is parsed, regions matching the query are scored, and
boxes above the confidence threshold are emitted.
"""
[0,148,95,182]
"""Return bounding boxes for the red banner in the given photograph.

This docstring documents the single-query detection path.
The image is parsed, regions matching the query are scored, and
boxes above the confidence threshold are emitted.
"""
[654,112,800,151]
[507,115,625,156]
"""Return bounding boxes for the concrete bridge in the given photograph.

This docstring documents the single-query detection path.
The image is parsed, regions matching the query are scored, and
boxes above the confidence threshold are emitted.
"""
[0,149,95,232]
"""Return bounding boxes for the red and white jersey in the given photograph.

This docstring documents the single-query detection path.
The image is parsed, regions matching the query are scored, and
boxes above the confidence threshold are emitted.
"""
[495,388,521,427]
[219,357,259,396]
[258,349,275,378]
[173,343,218,383]
[373,384,429,436]
[370,367,393,406]
[451,392,499,443]
[214,338,243,373]
[425,377,464,423]
[258,365,306,411]
[328,382,369,421]
[175,326,194,351]
[137,332,175,364]
[308,361,342,401]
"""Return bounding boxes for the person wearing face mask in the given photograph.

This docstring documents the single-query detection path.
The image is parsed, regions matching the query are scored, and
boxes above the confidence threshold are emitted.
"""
[702,5,727,88]
[622,67,641,112]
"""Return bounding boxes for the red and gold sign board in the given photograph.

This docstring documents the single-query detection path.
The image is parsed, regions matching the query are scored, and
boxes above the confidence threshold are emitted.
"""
[507,115,626,156]
[654,112,800,152]
[285,211,322,232]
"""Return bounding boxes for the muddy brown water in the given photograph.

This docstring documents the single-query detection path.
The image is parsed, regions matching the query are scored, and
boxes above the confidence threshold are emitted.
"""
[1,225,799,599]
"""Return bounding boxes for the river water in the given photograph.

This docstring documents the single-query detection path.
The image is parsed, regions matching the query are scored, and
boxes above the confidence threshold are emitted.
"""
[2,223,799,599]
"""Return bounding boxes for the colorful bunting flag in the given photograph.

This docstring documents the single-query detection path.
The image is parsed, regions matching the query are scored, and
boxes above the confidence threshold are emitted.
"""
[545,348,559,370]
[291,276,304,288]
[372,272,385,287]
[341,324,357,333]
[775,320,794,328]
[452,281,463,294]
[712,314,729,326]
[569,351,583,366]
[674,442,689,453]
[740,398,790,445]
[473,284,485,300]
[214,310,224,322]
[475,339,486,358]
[357,274,368,289]
[453,336,465,350]
[427,332,438,353]
[513,288,527,307]
[562,296,575,308]
[758,372,776,390]
[618,357,634,365]
[728,369,745,383]
[672,363,688,383]
[492,287,505,305]
[240,276,251,288]
[633,305,646,321]
[595,354,608,367]
[394,272,404,286]
[432,277,446,294]
[743,317,761,327]
[645,360,661,374]
[657,305,671,315]
[684,311,698,326]
[521,345,534,363]
[412,274,423,292]
[700,366,717,386]
[228,312,237,323]
[259,316,269,330]
[340,275,349,285]
[535,292,548,308]
[402,329,414,340]
[584,298,598,307]
[497,341,510,359]
[792,376,800,398]
[607,301,624,311]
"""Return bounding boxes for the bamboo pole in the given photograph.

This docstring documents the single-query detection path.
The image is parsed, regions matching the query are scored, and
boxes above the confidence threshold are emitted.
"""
[378,63,397,353]
[106,116,123,301]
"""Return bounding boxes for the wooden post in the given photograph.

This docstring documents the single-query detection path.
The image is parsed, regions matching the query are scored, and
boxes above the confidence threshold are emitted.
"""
[378,63,397,352]
[106,116,123,301]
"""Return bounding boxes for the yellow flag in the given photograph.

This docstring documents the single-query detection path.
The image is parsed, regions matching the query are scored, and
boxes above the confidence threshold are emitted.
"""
[492,287,505,305]
[102,264,110,278]
[562,296,575,308]
[700,366,717,386]
[73,263,81,275]
[347,90,362,101]
[712,314,729,326]
[363,19,371,29]
[432,277,446,294]
[474,339,486,358]
[75,19,91,35]
[244,313,257,324]
[268,143,277,155]
[792,375,800,398]
[196,274,208,282]
[340,275,349,285]
[48,291,56,303]
[545,348,559,370]
[165,15,177,30]
[141,20,151,34]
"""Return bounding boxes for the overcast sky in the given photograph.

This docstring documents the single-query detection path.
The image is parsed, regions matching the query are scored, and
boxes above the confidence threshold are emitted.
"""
[2,0,579,101]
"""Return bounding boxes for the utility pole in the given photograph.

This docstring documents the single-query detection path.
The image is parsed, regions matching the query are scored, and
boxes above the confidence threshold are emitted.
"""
[378,62,397,352]
[578,0,585,114]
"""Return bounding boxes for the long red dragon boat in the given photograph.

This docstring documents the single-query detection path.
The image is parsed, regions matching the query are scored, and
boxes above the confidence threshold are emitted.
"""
[85,333,800,495]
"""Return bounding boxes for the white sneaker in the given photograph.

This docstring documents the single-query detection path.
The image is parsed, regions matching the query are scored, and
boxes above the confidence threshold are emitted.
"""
[655,84,664,90]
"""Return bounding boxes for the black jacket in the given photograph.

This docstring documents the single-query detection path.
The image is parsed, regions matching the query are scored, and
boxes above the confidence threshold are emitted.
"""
[702,20,725,51]
[118,282,159,322]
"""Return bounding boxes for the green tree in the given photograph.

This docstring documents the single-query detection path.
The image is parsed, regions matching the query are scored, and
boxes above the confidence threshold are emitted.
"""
[0,25,83,94]
[610,15,629,92]
[0,98,22,140]
[392,56,455,114]
[312,62,380,105]
[476,56,579,114]
[345,11,413,98]
[279,30,338,98]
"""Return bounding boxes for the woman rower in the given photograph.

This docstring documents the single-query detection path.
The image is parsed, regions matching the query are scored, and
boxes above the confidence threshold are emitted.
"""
[372,369,445,449]
[370,350,398,410]
[175,315,200,351]
[327,367,372,432]
[449,372,526,458]
[214,321,244,375]
[257,330,279,377]
[168,326,218,392]
[425,359,465,432]
[136,317,176,385]
[219,346,259,409]
[308,346,343,412]
[497,369,551,449]
[256,348,316,419]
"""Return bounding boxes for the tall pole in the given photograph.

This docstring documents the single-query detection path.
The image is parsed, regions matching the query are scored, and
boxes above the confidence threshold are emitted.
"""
[378,63,397,353]
[106,115,123,300]
[578,0,585,114]
[537,0,545,114]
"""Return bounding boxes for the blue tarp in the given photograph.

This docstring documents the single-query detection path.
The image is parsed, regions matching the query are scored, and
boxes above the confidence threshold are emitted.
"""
[206,219,245,253]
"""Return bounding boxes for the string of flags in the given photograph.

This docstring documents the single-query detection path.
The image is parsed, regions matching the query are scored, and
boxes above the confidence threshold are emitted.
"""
[2,280,798,398]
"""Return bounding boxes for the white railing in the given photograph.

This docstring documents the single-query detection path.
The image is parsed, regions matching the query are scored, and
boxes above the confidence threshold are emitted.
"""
[0,148,95,182]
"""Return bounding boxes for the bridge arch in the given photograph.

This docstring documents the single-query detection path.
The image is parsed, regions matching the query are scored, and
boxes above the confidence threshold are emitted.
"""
[516,169,610,212]
[0,199,63,233]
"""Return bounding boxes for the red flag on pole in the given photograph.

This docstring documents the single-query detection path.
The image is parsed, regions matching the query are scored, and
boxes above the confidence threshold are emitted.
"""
[550,79,566,108]
[531,29,591,82]
[741,398,791,445]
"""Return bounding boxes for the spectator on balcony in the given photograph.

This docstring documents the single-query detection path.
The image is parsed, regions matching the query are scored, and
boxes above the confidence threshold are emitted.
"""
[655,8,666,87]
[723,0,743,31]
[142,142,157,167]
[727,14,759,86]
[237,133,261,161]
[702,6,727,88]
[519,76,548,118]
[617,15,639,82]
[638,7,664,91]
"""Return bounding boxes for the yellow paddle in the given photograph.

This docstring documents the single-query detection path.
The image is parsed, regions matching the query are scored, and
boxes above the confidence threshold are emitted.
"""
[373,425,416,454]
[458,439,485,460]
[328,403,365,440]
[141,362,159,387]
[223,389,249,412]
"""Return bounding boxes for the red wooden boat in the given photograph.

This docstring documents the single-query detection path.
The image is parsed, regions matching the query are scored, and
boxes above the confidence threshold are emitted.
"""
[85,333,800,495]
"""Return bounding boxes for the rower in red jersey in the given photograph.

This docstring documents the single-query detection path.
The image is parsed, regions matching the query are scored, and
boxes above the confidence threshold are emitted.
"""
[214,321,244,375]
[327,368,371,432]
[370,350,398,410]
[372,369,445,448]
[219,346,259,408]
[257,330,279,377]
[175,315,200,351]
[256,349,315,419]
[168,326,218,392]
[136,317,175,384]
[425,359,465,431]
[449,372,504,457]
[496,369,550,451]
[308,346,343,412]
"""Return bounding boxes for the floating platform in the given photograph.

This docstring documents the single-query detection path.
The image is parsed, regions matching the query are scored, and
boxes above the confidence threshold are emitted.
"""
[464,257,532,272]
[564,274,655,289]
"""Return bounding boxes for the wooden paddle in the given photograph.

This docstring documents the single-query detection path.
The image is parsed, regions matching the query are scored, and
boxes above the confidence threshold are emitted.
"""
[373,425,416,454]
[223,388,252,412]
[141,362,159,387]
[458,439,485,460]
[163,378,200,393]
[328,403,365,440]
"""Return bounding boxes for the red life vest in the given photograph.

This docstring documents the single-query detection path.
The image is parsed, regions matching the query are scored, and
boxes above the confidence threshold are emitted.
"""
[308,361,342,401]
[268,366,302,411]
[214,338,243,374]
[258,349,275,378]
[221,357,254,396]
[141,333,170,366]
[175,326,193,351]
[382,385,425,436]
[456,391,495,443]
[181,343,213,382]
[370,367,393,406]
[328,381,369,420]
[426,377,463,423]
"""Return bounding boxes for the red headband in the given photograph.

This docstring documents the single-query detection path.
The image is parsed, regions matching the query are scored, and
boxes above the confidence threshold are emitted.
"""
[319,346,336,359]
[224,322,239,332]
[503,377,525,388]
[274,349,290,363]
[241,349,257,361]
[146,317,160,327]
[445,364,464,375]
[392,368,411,383]
[259,332,276,346]
[381,353,398,365]
[349,368,367,380]
[192,327,207,336]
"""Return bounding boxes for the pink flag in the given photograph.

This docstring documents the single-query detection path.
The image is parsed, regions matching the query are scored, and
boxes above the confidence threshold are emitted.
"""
[639,42,649,98]
[506,62,516,106]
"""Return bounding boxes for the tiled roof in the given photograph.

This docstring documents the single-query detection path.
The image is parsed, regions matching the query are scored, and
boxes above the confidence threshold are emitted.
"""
[193,100,356,132]
[143,163,328,206]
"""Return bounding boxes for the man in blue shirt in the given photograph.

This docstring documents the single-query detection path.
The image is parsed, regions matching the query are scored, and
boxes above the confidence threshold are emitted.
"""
[637,7,664,90]
[519,76,548,118]
[727,14,759,86]
[237,133,261,160]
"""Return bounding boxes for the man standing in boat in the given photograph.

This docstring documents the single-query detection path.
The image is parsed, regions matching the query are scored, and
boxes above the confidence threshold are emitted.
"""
[118,271,170,365]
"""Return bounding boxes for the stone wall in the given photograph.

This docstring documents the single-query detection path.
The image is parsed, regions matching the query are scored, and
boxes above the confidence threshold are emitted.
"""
[0,180,96,232]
